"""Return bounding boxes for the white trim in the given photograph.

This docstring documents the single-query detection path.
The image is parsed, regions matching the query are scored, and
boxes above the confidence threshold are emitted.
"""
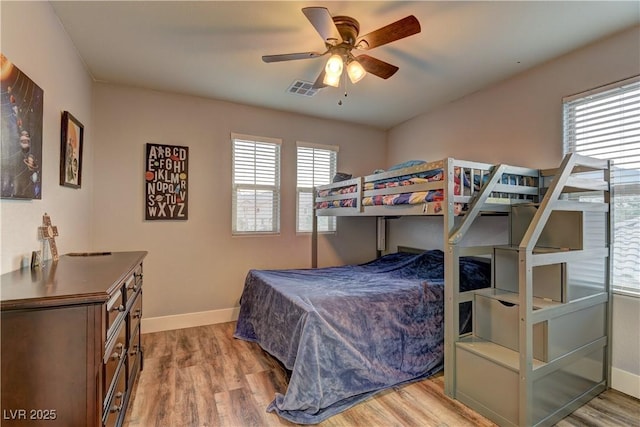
[613,288,640,299]
[296,140,340,152]
[231,132,282,146]
[563,74,640,102]
[141,307,240,334]
[611,366,640,399]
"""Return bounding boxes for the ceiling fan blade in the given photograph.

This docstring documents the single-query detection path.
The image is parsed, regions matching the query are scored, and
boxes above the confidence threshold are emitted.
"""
[262,51,326,63]
[302,7,344,46]
[356,54,399,79]
[312,69,327,89]
[356,15,421,50]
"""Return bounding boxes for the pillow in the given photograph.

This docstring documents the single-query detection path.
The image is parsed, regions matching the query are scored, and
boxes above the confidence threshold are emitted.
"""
[387,160,426,171]
[332,172,353,182]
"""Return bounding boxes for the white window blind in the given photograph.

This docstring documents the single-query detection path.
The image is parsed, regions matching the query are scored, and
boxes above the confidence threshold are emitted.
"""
[232,133,281,234]
[296,142,338,233]
[563,76,640,296]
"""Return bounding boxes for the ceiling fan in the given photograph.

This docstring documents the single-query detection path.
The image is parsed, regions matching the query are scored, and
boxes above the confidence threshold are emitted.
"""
[262,7,421,89]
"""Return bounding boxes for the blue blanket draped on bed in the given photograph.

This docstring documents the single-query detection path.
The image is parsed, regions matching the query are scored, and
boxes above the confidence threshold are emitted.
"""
[233,250,490,424]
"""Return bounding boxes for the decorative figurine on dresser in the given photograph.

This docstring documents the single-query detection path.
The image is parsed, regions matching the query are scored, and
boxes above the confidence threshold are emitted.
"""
[0,250,147,427]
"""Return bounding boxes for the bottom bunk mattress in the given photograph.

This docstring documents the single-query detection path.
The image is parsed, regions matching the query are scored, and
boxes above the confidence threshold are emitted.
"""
[233,250,490,424]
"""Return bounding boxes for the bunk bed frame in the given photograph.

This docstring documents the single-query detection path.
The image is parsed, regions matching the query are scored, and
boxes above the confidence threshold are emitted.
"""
[312,154,611,426]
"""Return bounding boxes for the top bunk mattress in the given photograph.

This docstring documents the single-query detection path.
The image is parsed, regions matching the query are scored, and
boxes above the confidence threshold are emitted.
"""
[314,158,539,216]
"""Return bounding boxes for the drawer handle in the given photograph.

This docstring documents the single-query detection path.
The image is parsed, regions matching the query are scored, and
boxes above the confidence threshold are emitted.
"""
[498,300,516,307]
[110,304,125,313]
[109,392,124,413]
[110,343,124,361]
[133,309,142,319]
[130,345,138,356]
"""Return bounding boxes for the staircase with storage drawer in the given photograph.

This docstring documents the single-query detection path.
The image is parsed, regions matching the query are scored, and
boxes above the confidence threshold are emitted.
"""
[0,251,146,427]
[446,154,611,426]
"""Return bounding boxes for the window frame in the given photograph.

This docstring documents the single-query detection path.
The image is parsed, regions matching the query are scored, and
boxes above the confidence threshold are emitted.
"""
[562,75,640,297]
[296,141,338,234]
[231,133,282,235]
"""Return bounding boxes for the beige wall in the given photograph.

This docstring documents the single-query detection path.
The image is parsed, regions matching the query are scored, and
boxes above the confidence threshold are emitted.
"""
[388,26,640,169]
[1,1,94,273]
[91,83,385,319]
[387,25,640,394]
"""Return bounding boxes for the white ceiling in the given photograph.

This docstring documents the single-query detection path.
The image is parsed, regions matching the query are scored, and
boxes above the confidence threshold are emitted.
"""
[50,1,639,130]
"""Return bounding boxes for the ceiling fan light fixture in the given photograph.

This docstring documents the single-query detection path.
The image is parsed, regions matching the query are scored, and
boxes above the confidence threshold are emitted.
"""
[323,71,341,87]
[347,59,366,84]
[325,54,344,75]
[263,8,421,92]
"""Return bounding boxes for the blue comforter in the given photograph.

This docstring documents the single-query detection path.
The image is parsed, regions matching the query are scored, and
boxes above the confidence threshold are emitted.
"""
[233,250,490,424]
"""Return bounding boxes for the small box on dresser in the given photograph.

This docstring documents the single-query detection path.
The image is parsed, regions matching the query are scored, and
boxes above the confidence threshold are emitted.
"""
[0,251,147,427]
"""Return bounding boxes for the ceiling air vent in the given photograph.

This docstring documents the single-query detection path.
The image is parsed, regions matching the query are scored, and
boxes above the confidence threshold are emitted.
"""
[287,80,319,97]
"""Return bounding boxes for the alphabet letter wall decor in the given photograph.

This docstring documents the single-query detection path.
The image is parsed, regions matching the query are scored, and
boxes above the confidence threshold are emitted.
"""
[145,143,189,220]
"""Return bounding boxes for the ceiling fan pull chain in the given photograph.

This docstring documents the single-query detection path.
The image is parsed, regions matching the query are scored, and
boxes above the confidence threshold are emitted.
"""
[344,72,348,98]
[339,70,348,106]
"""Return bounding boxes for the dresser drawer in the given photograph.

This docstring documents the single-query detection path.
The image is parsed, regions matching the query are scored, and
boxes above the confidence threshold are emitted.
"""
[128,322,142,387]
[103,317,127,406]
[129,290,142,337]
[103,362,127,427]
[106,289,125,339]
[124,265,143,306]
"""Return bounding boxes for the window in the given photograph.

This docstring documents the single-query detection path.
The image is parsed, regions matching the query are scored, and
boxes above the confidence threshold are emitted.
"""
[232,133,281,234]
[563,76,640,296]
[296,142,338,233]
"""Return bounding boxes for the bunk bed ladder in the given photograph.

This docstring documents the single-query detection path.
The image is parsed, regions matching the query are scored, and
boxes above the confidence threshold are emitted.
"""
[450,152,611,427]
[517,153,611,426]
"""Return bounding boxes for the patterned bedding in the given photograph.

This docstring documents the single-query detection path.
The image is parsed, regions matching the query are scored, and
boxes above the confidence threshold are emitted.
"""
[315,165,474,210]
[315,161,536,212]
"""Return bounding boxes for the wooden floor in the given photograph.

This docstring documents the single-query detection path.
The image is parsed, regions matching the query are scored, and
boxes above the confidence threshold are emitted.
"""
[124,322,639,427]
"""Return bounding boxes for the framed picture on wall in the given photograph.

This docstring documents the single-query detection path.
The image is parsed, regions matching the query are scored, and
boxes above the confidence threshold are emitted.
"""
[1,53,44,199]
[60,111,84,188]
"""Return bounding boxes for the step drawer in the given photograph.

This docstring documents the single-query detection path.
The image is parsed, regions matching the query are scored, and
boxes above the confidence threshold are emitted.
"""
[474,294,547,361]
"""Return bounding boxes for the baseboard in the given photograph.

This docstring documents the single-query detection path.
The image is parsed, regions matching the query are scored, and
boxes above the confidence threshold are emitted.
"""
[611,367,640,399]
[141,307,240,334]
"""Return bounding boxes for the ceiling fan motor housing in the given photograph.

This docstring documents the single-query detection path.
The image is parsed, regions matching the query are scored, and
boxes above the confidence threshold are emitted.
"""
[331,16,360,46]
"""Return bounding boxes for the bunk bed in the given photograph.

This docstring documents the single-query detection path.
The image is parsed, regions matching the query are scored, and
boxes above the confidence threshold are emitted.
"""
[234,155,611,426]
[312,158,538,218]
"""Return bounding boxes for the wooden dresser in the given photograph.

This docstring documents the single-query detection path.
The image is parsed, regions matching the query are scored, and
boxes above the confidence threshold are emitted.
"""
[1,251,147,427]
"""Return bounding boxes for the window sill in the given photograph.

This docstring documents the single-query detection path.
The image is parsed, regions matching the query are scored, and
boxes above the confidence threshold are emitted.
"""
[232,232,281,237]
[296,231,337,236]
[613,289,640,299]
